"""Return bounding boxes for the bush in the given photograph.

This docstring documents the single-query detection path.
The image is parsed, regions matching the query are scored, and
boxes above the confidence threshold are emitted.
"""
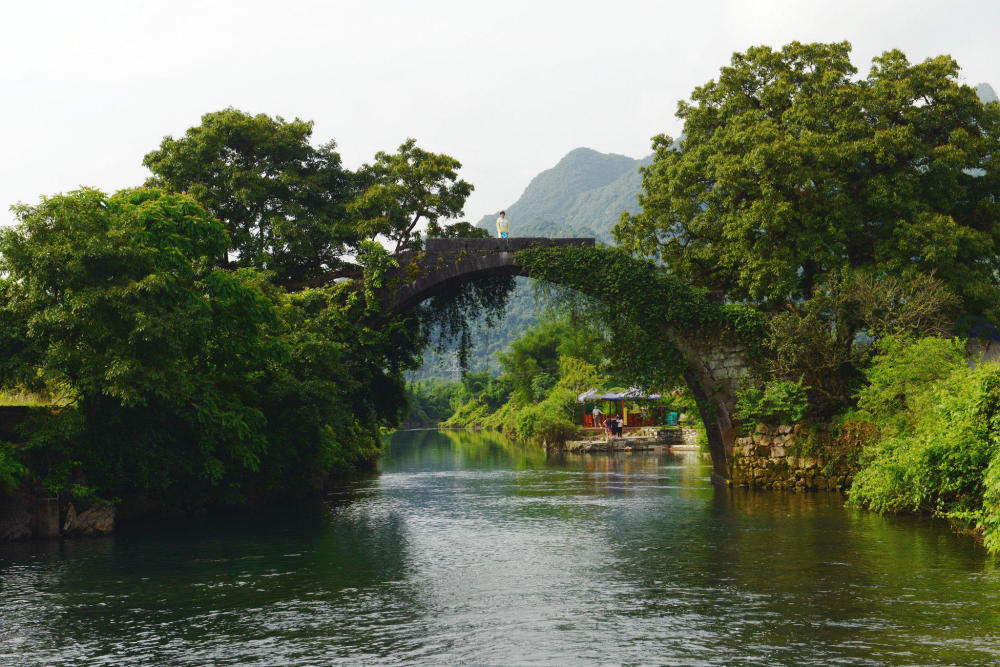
[0,441,26,492]
[512,404,575,445]
[849,363,999,516]
[736,378,809,428]
[531,414,577,446]
[848,337,1000,552]
[441,398,491,428]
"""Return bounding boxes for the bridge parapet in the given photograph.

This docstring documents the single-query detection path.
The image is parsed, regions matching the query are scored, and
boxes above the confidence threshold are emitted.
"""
[424,237,594,253]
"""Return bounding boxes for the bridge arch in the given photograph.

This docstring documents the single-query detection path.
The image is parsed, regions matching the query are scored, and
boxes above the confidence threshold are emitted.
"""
[382,238,761,484]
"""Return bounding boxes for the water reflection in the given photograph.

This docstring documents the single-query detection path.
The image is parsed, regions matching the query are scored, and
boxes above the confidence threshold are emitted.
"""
[0,429,998,665]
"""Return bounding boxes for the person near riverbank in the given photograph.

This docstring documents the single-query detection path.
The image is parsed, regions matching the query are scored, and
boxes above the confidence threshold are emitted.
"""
[496,211,509,238]
[605,415,622,440]
[592,404,603,427]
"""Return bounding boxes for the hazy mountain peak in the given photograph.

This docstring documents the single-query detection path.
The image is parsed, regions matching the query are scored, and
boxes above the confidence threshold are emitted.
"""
[976,83,998,103]
[478,147,649,242]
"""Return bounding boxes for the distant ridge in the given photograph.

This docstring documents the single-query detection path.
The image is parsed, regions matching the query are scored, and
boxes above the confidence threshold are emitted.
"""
[977,82,999,103]
[476,147,650,243]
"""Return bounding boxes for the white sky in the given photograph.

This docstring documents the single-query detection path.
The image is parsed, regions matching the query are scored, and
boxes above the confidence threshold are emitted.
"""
[2,0,998,227]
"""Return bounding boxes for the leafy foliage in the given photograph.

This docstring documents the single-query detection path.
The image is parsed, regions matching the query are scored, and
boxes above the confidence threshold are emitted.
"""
[419,274,515,371]
[764,270,960,415]
[404,379,463,424]
[516,245,766,389]
[615,41,1000,319]
[0,441,27,492]
[144,108,353,282]
[849,338,1000,547]
[736,379,809,428]
[438,314,606,444]
[0,187,422,507]
[350,138,473,255]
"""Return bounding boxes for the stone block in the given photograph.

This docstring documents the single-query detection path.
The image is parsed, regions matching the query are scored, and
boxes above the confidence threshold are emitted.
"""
[64,503,115,536]
[35,497,59,539]
[0,493,32,541]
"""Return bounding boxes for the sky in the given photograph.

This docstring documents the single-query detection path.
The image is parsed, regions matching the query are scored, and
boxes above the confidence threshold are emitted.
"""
[2,0,998,227]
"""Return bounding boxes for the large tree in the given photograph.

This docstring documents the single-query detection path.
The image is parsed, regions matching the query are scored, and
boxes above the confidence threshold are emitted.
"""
[0,188,282,495]
[349,138,474,255]
[614,42,1000,318]
[0,187,421,503]
[143,108,353,282]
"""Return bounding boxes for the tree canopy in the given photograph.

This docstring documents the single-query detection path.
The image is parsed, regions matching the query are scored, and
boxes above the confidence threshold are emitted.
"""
[614,41,1000,318]
[0,186,422,505]
[349,138,474,255]
[143,108,353,282]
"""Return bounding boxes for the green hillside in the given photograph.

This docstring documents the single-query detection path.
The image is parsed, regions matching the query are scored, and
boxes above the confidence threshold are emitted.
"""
[475,147,649,241]
[414,147,650,379]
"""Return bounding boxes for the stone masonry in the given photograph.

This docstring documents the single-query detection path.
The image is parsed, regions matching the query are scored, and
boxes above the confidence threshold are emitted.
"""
[731,424,855,492]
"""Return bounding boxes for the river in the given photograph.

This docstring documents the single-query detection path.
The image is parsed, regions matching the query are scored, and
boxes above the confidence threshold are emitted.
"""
[2,429,999,665]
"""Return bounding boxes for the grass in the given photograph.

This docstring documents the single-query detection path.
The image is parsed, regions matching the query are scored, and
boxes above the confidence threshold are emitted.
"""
[0,388,64,407]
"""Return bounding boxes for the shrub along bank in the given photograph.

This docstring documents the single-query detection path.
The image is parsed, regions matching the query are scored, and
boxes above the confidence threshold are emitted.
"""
[0,189,418,518]
[733,334,1000,552]
[439,316,606,445]
[846,337,1000,551]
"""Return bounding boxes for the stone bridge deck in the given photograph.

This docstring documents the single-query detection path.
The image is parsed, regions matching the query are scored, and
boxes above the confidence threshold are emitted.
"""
[423,237,594,253]
[387,237,594,312]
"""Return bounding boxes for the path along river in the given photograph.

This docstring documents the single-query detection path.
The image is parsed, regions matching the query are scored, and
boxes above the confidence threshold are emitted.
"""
[2,429,1000,665]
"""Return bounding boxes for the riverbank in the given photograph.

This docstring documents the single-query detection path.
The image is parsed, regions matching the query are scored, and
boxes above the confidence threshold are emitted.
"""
[0,490,115,541]
[549,426,701,454]
[731,424,856,492]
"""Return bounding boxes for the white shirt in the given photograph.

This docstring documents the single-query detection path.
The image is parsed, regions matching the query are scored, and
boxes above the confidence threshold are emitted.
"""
[496,215,509,235]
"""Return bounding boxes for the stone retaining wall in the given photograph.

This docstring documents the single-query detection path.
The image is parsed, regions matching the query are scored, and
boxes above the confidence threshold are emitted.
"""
[656,428,701,445]
[731,425,855,492]
[0,491,114,541]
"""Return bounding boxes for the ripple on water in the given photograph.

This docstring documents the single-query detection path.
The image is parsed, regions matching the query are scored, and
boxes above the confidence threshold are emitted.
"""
[2,431,1000,665]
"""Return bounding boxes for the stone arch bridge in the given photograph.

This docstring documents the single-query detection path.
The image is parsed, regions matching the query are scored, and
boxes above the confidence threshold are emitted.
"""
[381,237,750,484]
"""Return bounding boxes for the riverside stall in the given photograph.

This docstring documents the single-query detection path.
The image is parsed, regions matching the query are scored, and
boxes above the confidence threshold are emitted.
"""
[576,389,678,428]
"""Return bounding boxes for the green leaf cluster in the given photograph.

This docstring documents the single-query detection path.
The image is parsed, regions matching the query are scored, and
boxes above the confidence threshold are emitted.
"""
[736,379,809,428]
[847,336,1000,551]
[0,187,422,507]
[515,245,766,388]
[615,42,1000,319]
[144,109,353,282]
[350,138,473,255]
[438,315,606,444]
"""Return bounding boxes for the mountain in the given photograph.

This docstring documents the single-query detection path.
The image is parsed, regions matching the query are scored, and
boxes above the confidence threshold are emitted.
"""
[977,82,999,103]
[413,147,650,380]
[475,147,650,242]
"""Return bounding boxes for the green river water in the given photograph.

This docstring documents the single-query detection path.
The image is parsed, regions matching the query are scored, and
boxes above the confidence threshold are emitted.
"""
[2,429,999,665]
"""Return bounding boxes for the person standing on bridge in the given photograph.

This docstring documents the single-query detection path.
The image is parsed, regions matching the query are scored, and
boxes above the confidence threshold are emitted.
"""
[496,211,509,239]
